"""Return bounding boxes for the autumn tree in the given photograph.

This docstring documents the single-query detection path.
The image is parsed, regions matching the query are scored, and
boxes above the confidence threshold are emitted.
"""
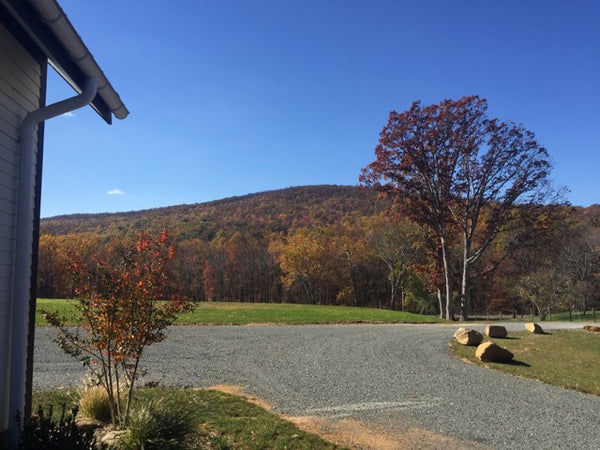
[201,235,227,301]
[330,220,370,306]
[270,227,339,304]
[37,234,69,298]
[510,230,570,320]
[366,215,424,310]
[222,231,279,303]
[173,238,209,300]
[43,231,190,426]
[361,96,559,320]
[37,233,102,298]
[560,222,600,313]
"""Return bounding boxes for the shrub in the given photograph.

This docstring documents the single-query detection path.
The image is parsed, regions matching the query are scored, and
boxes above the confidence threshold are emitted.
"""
[120,400,194,450]
[19,404,95,450]
[78,385,112,424]
[43,231,191,426]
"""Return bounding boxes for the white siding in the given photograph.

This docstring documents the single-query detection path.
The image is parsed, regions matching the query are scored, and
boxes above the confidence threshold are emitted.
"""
[0,22,42,435]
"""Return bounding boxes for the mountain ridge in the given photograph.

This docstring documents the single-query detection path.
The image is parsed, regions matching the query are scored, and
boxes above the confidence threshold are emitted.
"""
[40,185,390,239]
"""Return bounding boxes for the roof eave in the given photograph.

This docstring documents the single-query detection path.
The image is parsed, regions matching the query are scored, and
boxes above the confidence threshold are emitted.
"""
[1,0,129,123]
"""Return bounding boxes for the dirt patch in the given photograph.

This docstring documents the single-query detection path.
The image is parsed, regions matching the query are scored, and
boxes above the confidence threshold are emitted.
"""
[207,385,490,449]
[288,416,491,450]
[206,384,274,411]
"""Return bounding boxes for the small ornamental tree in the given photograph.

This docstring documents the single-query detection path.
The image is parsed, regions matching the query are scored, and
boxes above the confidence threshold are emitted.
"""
[43,231,190,426]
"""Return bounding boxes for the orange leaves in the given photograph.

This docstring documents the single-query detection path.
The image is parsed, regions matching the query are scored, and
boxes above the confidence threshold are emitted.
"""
[361,95,560,319]
[136,238,150,252]
[270,227,344,304]
[45,230,191,425]
[159,230,169,244]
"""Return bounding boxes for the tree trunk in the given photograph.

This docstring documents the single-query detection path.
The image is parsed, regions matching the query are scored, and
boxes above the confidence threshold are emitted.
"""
[352,272,359,307]
[400,287,405,312]
[460,237,470,321]
[301,279,315,305]
[436,247,445,318]
[388,263,397,310]
[440,235,454,320]
[538,305,547,321]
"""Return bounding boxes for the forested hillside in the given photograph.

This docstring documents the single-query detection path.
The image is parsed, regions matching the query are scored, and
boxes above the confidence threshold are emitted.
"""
[37,185,600,318]
[41,185,387,238]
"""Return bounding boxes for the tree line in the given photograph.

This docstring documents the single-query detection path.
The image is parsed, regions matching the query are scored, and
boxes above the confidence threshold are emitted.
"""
[37,96,600,319]
[37,205,600,318]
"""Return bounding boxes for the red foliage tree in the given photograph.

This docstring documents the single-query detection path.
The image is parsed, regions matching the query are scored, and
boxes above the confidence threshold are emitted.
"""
[43,231,190,425]
[361,96,559,320]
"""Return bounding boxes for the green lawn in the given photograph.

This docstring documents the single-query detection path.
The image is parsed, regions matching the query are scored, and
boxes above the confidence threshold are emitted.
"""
[36,299,446,326]
[32,388,345,449]
[449,329,600,396]
[544,310,599,322]
[176,302,445,325]
[36,298,81,324]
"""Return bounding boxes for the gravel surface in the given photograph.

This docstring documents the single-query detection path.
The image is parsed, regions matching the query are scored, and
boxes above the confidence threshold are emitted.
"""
[34,322,600,449]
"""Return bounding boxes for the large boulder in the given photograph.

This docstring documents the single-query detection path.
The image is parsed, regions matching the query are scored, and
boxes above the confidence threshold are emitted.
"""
[475,341,514,363]
[453,327,483,346]
[583,325,600,333]
[525,322,544,334]
[486,325,507,338]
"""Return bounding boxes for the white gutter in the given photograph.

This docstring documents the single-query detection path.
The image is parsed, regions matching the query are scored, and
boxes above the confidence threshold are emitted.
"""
[29,0,129,120]
[8,76,98,448]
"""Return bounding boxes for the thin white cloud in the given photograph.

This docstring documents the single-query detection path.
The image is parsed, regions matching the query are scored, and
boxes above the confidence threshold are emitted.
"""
[62,111,75,118]
[107,188,126,195]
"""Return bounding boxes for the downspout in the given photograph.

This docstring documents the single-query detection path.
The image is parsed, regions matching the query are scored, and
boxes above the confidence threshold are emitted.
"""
[8,76,98,447]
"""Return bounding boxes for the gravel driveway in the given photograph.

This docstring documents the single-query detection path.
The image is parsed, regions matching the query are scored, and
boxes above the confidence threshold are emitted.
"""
[34,322,600,449]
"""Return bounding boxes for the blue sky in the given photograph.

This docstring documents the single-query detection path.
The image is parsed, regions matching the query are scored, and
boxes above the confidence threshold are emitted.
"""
[41,0,600,217]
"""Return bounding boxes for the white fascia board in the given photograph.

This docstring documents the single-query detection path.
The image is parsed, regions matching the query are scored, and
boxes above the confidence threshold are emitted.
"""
[29,0,129,120]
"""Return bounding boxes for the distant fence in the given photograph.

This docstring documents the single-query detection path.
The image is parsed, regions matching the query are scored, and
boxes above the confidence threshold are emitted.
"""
[468,309,597,323]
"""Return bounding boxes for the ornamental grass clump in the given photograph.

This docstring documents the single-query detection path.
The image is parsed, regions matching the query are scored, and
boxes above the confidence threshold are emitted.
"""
[78,384,112,424]
[120,400,194,450]
[42,231,191,427]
